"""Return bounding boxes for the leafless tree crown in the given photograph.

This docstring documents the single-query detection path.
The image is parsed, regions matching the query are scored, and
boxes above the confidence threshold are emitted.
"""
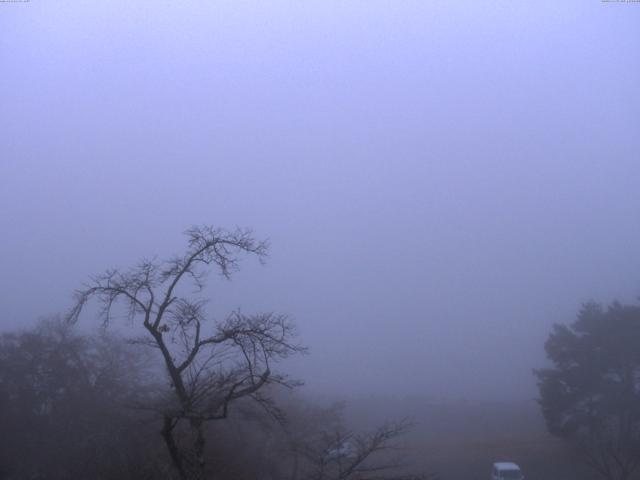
[66,225,305,480]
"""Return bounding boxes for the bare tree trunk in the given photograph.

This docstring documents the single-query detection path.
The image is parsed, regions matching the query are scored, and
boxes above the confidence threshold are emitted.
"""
[189,419,206,480]
[161,416,208,480]
[162,416,188,480]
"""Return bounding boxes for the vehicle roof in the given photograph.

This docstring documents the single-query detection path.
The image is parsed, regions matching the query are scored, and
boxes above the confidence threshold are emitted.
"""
[493,462,521,470]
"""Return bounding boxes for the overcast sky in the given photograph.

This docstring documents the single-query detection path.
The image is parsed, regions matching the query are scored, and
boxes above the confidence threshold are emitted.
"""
[1,1,639,401]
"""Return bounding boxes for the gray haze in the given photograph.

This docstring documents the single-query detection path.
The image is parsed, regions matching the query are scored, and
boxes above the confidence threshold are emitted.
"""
[1,1,639,402]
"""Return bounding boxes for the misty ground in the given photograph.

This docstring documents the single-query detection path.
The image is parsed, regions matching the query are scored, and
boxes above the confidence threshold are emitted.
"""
[336,396,595,480]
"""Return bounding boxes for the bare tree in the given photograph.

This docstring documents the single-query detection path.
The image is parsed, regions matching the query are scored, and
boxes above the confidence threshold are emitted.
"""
[67,226,306,480]
[297,419,435,480]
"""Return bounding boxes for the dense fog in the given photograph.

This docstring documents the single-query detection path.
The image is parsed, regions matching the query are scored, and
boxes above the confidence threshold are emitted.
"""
[1,2,640,479]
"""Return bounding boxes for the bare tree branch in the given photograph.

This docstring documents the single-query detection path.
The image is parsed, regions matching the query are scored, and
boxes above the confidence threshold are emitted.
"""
[66,225,302,480]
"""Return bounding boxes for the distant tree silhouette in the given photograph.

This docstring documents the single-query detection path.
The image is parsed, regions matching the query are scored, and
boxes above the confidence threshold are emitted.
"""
[535,301,640,480]
[67,226,306,480]
[0,318,164,479]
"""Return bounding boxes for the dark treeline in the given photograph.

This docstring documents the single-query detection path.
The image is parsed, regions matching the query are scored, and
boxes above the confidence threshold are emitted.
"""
[0,318,424,480]
[0,319,165,479]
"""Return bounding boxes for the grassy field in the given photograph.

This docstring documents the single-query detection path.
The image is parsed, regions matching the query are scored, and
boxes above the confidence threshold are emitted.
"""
[341,396,597,480]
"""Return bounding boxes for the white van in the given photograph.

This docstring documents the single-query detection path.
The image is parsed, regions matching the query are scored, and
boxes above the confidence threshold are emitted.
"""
[491,462,524,480]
